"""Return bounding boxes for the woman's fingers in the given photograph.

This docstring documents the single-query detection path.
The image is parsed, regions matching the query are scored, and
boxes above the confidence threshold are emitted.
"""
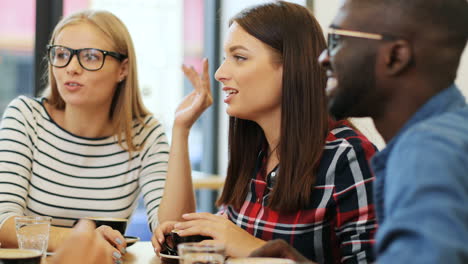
[201,58,210,89]
[152,221,177,254]
[151,231,162,254]
[174,219,219,238]
[182,59,211,95]
[182,212,222,221]
[182,65,202,90]
[96,225,127,254]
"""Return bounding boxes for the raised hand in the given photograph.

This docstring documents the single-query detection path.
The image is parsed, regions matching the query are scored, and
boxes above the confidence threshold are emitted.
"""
[175,58,213,130]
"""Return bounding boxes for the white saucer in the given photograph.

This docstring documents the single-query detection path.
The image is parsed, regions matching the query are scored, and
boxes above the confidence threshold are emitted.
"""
[159,252,181,260]
[124,236,140,247]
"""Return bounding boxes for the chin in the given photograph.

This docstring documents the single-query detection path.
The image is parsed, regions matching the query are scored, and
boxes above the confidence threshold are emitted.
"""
[328,97,353,120]
[226,108,252,121]
[226,107,240,118]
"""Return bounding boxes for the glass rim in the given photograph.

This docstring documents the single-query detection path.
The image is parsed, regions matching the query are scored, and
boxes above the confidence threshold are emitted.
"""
[177,242,225,251]
[0,248,43,258]
[15,216,52,222]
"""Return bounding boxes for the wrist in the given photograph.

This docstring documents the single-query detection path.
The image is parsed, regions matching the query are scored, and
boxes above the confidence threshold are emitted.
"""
[171,125,190,138]
[243,238,266,257]
[48,227,72,252]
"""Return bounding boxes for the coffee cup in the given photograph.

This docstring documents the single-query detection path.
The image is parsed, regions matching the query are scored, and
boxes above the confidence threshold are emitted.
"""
[0,249,42,264]
[162,229,211,256]
[85,217,128,234]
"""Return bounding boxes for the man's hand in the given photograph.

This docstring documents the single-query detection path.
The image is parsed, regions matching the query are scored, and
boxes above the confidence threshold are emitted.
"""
[50,220,115,264]
[249,239,315,264]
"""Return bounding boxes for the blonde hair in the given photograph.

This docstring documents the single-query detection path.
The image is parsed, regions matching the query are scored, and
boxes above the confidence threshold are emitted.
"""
[43,10,149,152]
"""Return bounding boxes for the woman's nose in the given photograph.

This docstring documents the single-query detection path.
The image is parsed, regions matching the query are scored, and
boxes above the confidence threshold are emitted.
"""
[66,54,82,75]
[214,61,229,83]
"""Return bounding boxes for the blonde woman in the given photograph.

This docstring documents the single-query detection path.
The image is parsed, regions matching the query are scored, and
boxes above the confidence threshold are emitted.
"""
[0,10,197,263]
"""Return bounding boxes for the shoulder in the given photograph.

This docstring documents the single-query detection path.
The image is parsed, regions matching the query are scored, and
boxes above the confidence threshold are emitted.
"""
[389,108,468,183]
[405,107,468,145]
[2,96,45,121]
[4,96,41,113]
[325,122,378,161]
[132,115,168,146]
[319,122,377,189]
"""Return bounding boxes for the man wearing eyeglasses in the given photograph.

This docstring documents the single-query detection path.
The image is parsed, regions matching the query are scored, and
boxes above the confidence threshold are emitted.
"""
[249,0,468,263]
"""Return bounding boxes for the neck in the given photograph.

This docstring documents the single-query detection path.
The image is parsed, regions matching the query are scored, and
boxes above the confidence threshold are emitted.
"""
[255,109,281,159]
[52,102,114,138]
[373,79,444,142]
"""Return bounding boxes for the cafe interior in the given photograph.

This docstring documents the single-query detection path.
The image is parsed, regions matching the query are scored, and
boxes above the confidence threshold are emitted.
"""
[1,0,467,263]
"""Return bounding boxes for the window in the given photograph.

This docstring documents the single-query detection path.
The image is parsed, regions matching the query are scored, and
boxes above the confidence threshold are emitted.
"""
[0,0,35,115]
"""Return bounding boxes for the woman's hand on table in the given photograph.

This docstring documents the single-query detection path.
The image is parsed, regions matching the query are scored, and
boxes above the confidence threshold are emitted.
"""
[96,225,127,255]
[174,212,266,257]
[175,58,213,130]
[151,220,178,254]
[50,220,116,264]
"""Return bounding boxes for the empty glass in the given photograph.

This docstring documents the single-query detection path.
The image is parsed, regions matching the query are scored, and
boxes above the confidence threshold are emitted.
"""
[15,216,51,256]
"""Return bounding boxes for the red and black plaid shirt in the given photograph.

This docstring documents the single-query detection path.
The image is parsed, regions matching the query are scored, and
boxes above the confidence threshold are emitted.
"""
[224,123,377,263]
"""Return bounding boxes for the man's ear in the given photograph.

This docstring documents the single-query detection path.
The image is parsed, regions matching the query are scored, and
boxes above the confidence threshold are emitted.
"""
[380,40,412,76]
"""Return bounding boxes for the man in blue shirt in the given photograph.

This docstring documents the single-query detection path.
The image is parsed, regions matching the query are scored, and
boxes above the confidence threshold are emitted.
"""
[250,0,468,263]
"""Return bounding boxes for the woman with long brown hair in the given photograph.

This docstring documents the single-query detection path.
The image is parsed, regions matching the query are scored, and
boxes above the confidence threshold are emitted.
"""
[153,2,377,263]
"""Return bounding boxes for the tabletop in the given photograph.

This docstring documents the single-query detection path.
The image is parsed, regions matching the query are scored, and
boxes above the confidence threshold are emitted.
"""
[44,242,163,264]
[123,242,161,264]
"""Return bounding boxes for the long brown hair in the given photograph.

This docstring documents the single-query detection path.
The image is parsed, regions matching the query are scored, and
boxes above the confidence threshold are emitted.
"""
[217,1,329,212]
[43,10,150,152]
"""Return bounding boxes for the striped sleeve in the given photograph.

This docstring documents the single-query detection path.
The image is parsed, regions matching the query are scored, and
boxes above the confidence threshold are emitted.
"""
[138,119,169,231]
[0,97,35,228]
[333,136,377,264]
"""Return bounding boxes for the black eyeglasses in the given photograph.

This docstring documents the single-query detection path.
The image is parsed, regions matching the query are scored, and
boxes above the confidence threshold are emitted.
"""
[47,45,127,71]
[327,27,397,55]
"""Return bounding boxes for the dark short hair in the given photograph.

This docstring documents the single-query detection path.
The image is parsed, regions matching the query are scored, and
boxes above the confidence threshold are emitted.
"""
[348,0,467,81]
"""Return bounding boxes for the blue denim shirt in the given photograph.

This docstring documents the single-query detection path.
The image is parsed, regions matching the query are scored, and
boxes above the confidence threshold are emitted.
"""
[372,84,468,263]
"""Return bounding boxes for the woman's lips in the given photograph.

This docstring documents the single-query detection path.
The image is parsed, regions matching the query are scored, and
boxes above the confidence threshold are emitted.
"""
[223,87,238,103]
[64,81,83,91]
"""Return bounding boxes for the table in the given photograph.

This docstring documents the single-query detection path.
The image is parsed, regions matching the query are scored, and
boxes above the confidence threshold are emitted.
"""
[123,242,161,264]
[44,242,162,264]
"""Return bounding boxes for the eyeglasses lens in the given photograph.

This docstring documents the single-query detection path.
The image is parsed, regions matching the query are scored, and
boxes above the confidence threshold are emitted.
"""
[49,46,104,71]
[79,49,104,70]
[49,46,71,67]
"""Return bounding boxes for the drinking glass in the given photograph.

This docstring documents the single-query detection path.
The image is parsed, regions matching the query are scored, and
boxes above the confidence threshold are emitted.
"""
[15,216,52,256]
[178,242,225,264]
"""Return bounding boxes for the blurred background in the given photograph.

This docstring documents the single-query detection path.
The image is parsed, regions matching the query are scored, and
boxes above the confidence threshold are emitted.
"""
[1,0,467,241]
